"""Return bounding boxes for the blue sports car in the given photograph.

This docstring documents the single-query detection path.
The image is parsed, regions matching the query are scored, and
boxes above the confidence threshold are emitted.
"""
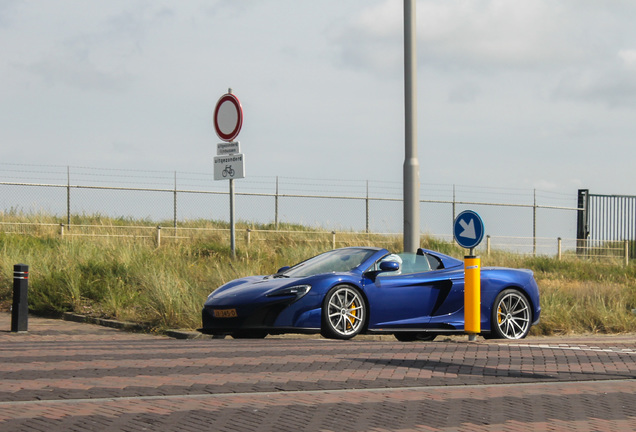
[199,247,540,340]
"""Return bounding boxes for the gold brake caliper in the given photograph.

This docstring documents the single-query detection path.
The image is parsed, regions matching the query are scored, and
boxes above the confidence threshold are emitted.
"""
[347,299,357,330]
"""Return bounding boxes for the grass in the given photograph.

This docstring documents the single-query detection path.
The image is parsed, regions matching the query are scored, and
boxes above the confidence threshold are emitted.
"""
[0,214,635,335]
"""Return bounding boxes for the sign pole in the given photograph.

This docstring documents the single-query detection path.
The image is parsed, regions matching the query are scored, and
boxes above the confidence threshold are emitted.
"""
[213,89,245,260]
[229,178,236,259]
[453,210,485,342]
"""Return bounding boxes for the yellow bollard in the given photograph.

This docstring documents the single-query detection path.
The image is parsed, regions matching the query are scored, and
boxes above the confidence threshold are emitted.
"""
[464,256,481,338]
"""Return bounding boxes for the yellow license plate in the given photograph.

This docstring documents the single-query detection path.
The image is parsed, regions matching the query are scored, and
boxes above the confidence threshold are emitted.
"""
[213,309,237,318]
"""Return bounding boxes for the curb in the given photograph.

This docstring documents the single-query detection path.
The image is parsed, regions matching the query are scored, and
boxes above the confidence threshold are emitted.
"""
[164,329,212,340]
[62,313,209,340]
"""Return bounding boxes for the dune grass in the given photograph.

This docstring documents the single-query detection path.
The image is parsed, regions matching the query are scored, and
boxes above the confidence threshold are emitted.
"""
[0,215,635,335]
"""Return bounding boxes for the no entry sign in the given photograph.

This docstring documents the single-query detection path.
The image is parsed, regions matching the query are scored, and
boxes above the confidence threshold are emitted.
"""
[214,92,243,142]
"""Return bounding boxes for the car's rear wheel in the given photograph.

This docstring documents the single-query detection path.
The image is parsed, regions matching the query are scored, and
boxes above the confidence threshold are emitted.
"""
[321,285,366,340]
[394,332,437,342]
[490,289,531,339]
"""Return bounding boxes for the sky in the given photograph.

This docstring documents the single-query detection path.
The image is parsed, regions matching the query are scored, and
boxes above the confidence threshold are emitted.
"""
[1,0,636,198]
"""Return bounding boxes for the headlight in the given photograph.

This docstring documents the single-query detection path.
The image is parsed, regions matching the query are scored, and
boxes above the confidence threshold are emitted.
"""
[266,285,311,299]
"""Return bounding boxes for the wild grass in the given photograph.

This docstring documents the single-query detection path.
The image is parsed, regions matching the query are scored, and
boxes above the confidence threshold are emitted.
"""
[0,214,635,335]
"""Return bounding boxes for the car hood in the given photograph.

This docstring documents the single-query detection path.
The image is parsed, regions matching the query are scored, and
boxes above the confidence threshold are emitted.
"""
[206,275,314,303]
[209,276,277,296]
[205,271,359,304]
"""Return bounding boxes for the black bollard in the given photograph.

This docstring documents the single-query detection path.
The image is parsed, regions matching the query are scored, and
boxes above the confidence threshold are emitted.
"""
[11,264,29,333]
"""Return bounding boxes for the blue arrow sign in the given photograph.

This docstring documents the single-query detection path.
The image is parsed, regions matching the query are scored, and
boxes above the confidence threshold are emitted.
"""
[453,210,485,249]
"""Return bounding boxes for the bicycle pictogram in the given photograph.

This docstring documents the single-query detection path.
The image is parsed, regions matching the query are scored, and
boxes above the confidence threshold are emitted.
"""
[222,165,235,178]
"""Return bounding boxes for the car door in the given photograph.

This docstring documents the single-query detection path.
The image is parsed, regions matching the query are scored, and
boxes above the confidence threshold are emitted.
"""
[362,253,462,329]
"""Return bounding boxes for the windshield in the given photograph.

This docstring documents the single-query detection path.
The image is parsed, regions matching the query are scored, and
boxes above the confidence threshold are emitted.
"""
[282,248,377,278]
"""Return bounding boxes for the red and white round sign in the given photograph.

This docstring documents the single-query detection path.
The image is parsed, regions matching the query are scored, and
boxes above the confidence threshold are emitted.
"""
[214,93,243,142]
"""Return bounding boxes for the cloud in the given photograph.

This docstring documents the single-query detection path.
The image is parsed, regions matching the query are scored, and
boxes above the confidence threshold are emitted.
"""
[332,0,628,76]
[329,1,402,77]
[22,55,132,92]
[0,0,18,27]
[448,81,480,103]
[619,49,636,70]
[416,0,580,70]
[10,3,172,93]
[201,0,256,18]
[552,49,636,109]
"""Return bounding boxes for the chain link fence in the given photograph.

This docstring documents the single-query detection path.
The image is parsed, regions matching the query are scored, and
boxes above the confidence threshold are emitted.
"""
[0,163,586,256]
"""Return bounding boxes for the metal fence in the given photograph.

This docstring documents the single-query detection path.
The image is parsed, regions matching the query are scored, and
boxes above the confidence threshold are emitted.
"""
[0,163,596,257]
[576,189,636,260]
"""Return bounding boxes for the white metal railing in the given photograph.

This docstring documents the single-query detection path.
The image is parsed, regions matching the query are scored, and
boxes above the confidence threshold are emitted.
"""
[0,221,630,265]
[0,179,580,238]
[0,165,607,260]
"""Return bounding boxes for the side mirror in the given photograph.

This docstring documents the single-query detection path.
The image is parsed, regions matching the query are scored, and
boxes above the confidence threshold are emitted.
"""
[276,266,291,274]
[379,261,400,272]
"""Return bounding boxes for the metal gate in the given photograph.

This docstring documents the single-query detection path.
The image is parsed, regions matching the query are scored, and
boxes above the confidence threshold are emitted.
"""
[577,189,636,256]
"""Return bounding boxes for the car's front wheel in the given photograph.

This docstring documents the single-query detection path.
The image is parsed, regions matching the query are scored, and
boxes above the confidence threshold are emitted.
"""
[490,289,532,339]
[321,285,366,340]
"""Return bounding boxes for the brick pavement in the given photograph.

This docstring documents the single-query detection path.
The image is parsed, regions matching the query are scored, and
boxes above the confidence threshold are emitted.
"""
[0,312,635,431]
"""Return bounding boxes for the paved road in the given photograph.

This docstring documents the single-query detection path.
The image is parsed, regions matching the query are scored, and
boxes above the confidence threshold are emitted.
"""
[1,313,635,431]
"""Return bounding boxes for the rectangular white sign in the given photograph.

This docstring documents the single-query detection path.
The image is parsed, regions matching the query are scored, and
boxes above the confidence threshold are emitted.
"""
[217,141,240,155]
[214,153,245,180]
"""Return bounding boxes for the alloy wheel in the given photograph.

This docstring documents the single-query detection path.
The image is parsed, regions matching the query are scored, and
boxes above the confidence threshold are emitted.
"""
[493,289,531,339]
[323,286,365,339]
